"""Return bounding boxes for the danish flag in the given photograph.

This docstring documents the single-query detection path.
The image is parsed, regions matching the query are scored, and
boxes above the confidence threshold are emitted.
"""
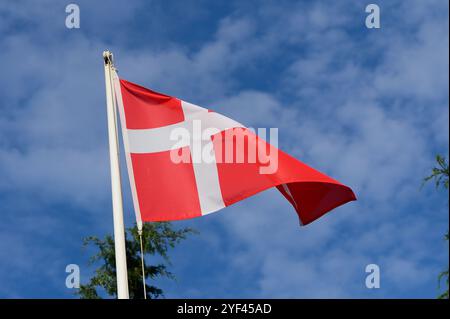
[112,71,356,226]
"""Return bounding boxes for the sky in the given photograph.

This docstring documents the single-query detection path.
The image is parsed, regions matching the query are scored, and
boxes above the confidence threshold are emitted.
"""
[0,0,448,298]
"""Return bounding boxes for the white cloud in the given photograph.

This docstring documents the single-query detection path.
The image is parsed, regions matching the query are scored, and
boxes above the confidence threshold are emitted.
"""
[0,0,447,298]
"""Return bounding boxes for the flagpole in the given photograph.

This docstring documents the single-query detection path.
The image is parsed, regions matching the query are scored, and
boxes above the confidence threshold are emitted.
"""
[103,50,130,299]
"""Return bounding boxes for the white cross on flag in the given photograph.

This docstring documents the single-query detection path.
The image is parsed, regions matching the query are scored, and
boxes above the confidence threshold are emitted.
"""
[112,71,356,226]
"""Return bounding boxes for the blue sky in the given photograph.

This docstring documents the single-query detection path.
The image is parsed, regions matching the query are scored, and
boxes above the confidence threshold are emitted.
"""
[0,0,448,298]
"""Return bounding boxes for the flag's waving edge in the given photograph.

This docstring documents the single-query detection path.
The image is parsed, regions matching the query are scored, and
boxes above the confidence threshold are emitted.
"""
[113,71,143,225]
[112,70,356,226]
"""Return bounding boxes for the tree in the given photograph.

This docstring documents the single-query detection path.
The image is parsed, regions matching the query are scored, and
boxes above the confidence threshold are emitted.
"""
[78,222,196,299]
[424,155,449,190]
[424,155,449,299]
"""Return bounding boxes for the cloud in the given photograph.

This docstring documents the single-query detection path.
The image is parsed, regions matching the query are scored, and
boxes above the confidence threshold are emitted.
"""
[165,0,449,298]
[0,0,447,298]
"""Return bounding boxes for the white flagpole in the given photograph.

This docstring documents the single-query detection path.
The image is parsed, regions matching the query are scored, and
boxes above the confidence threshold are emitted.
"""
[103,50,130,299]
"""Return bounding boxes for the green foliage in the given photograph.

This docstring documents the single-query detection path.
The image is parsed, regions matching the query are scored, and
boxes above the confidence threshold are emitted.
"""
[424,155,449,299]
[78,222,196,299]
[438,252,449,299]
[423,155,449,190]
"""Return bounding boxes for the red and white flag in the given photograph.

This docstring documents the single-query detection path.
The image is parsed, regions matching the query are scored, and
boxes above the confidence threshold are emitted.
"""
[112,71,356,226]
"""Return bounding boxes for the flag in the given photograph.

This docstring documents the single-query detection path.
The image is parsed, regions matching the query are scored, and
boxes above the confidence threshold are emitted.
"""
[112,71,356,226]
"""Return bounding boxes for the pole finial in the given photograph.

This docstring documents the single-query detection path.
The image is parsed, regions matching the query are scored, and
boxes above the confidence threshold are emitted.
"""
[103,50,114,66]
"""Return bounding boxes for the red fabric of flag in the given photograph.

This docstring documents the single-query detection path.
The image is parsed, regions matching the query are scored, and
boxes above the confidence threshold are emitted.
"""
[113,73,356,226]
